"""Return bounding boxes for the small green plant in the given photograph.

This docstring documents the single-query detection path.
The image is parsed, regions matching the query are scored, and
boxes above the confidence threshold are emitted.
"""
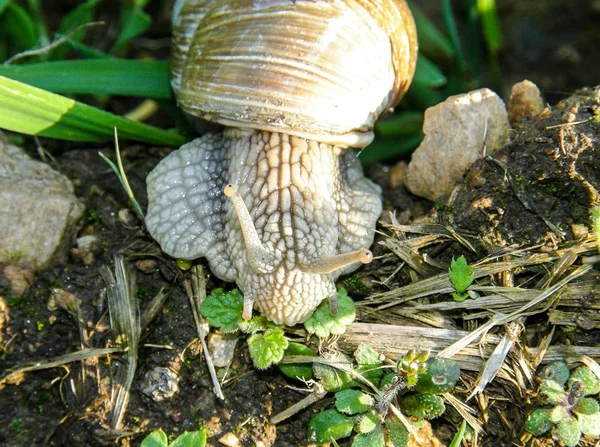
[448,255,475,302]
[524,361,600,446]
[200,287,355,369]
[140,428,207,447]
[305,348,461,446]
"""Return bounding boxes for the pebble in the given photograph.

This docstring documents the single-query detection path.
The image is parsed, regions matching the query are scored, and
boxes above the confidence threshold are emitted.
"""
[218,432,242,447]
[406,88,511,201]
[0,134,84,270]
[507,79,545,125]
[2,265,34,295]
[140,366,180,401]
[208,332,239,368]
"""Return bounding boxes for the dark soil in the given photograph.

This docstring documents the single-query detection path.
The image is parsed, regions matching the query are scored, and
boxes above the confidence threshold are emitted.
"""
[1,1,600,447]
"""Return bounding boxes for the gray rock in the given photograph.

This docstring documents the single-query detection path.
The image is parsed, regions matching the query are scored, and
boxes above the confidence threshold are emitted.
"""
[406,88,511,201]
[208,332,239,368]
[140,367,179,401]
[0,135,84,270]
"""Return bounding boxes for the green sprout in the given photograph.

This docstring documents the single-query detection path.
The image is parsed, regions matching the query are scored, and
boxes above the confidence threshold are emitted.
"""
[200,287,355,370]
[306,348,461,446]
[140,428,207,447]
[525,361,600,446]
[448,256,475,302]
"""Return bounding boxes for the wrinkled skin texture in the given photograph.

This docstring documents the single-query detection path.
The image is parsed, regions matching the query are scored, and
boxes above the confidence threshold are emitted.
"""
[146,129,381,325]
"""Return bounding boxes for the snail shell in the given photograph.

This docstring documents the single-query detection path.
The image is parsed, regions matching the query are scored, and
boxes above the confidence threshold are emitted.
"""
[146,0,417,325]
[171,0,417,147]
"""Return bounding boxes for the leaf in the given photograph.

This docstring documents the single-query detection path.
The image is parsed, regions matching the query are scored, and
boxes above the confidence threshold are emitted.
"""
[578,411,600,437]
[0,3,38,53]
[524,408,553,436]
[313,357,355,392]
[0,60,172,98]
[51,0,100,60]
[354,344,384,386]
[448,420,468,447]
[199,289,243,333]
[278,342,316,381]
[412,54,448,88]
[568,366,600,396]
[112,7,151,54]
[170,430,207,447]
[540,361,570,387]
[557,416,581,447]
[400,393,446,420]
[307,409,355,443]
[385,416,410,447]
[356,409,381,434]
[448,256,474,295]
[352,424,384,447]
[140,429,168,447]
[238,315,271,334]
[335,389,374,415]
[247,329,289,369]
[0,76,185,145]
[540,379,567,405]
[413,357,461,394]
[574,397,600,416]
[304,288,355,338]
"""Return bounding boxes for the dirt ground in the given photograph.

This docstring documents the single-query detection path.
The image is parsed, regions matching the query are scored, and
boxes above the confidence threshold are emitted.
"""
[1,1,600,446]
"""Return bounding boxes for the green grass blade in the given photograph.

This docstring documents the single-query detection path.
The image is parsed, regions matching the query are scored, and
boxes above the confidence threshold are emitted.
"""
[0,59,172,98]
[51,0,100,60]
[413,54,448,88]
[375,111,424,138]
[112,7,151,54]
[0,3,38,52]
[409,2,455,64]
[448,420,467,447]
[0,75,186,145]
[0,0,11,15]
[478,0,502,53]
[358,131,423,165]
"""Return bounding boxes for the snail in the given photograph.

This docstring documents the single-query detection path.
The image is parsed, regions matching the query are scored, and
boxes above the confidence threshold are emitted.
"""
[146,0,418,326]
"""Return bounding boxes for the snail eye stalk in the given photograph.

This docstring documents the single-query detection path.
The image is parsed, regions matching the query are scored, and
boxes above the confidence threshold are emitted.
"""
[302,249,373,275]
[224,184,276,275]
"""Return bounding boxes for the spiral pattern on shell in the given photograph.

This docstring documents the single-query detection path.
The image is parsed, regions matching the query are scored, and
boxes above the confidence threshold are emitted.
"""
[171,0,418,147]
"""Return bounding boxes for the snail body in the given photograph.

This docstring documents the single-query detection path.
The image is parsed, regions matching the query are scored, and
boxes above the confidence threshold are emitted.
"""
[146,0,417,325]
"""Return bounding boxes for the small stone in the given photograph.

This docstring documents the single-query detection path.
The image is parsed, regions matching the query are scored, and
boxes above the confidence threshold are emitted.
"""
[71,235,100,265]
[118,208,136,226]
[0,134,84,270]
[135,259,158,274]
[208,332,239,368]
[507,80,546,125]
[2,265,34,295]
[140,366,179,401]
[218,432,242,447]
[406,88,510,201]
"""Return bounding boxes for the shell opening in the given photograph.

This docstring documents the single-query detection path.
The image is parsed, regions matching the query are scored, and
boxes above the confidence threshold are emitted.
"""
[303,249,373,275]
[224,184,276,275]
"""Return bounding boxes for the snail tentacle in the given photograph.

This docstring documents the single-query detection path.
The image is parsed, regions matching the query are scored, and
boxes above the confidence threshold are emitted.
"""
[302,249,373,275]
[224,183,277,274]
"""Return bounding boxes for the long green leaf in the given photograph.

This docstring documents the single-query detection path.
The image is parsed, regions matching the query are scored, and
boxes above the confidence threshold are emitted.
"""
[0,3,38,51]
[409,2,455,64]
[413,54,448,88]
[0,59,172,98]
[0,75,185,145]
